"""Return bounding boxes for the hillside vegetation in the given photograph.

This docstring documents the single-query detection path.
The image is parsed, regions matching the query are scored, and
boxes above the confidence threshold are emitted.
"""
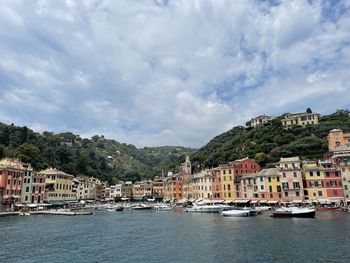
[0,124,195,184]
[191,109,350,171]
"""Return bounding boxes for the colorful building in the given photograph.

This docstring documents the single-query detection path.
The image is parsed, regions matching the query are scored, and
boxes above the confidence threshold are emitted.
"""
[303,160,343,203]
[281,110,319,127]
[0,158,26,209]
[259,168,282,204]
[21,168,46,205]
[249,115,273,128]
[211,168,222,199]
[38,167,75,202]
[278,157,304,202]
[192,169,213,199]
[219,163,235,200]
[327,129,350,151]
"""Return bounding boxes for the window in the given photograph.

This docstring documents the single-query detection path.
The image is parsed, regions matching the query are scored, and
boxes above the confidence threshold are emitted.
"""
[261,185,264,190]
[293,172,297,177]
[296,192,299,196]
[268,177,271,182]
[26,187,29,193]
[333,190,338,196]
[318,191,322,196]
[277,186,281,192]
[310,172,313,177]
[283,173,286,178]
[285,192,288,197]
[262,194,265,198]
[293,182,300,189]
[277,177,280,182]
[282,182,289,189]
[317,171,320,177]
[270,194,273,198]
[260,177,263,182]
[269,186,272,193]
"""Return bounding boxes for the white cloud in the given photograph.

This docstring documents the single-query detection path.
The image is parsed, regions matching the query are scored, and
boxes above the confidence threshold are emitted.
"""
[0,0,349,147]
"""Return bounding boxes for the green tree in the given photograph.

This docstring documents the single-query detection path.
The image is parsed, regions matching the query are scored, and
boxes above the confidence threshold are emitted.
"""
[16,143,42,168]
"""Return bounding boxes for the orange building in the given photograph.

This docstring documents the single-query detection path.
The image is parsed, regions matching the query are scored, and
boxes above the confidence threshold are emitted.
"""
[328,129,350,151]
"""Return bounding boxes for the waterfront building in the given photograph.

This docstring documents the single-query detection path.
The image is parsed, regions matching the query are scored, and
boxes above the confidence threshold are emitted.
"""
[302,160,343,202]
[219,164,235,200]
[182,176,193,200]
[231,158,261,199]
[327,129,350,151]
[0,158,25,209]
[164,157,192,201]
[38,168,75,202]
[278,157,304,202]
[110,182,123,199]
[192,169,213,199]
[152,177,164,200]
[211,167,222,199]
[122,181,133,198]
[248,115,273,128]
[281,109,319,127]
[132,180,153,201]
[21,167,46,205]
[259,168,282,203]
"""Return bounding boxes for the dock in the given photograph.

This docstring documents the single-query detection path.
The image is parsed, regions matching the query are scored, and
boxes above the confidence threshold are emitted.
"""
[0,212,20,217]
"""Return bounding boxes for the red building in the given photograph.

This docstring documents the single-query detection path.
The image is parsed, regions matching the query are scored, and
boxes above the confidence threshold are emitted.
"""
[211,167,222,199]
[0,158,25,209]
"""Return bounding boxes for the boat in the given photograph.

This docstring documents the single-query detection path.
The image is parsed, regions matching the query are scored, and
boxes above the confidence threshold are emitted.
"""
[222,207,257,217]
[115,206,124,211]
[185,202,230,213]
[131,204,152,210]
[255,206,271,212]
[271,207,316,218]
[153,204,172,211]
[221,209,250,217]
[19,212,30,216]
[317,205,341,211]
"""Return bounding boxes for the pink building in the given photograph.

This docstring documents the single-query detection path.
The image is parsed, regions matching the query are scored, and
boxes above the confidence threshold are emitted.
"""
[278,157,304,202]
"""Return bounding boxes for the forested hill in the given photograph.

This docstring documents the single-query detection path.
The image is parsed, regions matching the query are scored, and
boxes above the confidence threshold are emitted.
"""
[0,123,195,184]
[190,110,350,171]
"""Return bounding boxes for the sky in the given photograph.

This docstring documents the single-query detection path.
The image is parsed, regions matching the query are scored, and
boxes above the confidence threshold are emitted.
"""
[0,0,350,148]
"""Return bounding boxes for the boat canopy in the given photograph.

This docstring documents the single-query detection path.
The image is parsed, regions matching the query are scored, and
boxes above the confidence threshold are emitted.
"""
[14,203,25,207]
[177,198,188,204]
[26,204,37,208]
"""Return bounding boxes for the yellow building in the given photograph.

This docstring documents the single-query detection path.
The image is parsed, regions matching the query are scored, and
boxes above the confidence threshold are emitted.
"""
[303,161,326,201]
[260,168,283,202]
[219,164,235,200]
[38,168,75,202]
[281,110,319,127]
[192,169,213,199]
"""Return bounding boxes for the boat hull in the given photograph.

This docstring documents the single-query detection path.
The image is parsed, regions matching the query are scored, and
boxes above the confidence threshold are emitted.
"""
[222,210,250,217]
[272,210,315,218]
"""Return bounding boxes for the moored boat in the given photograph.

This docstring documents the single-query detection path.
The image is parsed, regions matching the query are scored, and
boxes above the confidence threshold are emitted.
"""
[185,202,230,213]
[153,204,172,211]
[317,205,341,211]
[272,207,315,218]
[221,209,250,217]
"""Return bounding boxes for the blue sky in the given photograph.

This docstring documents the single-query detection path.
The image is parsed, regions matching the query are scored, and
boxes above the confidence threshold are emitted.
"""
[0,0,349,148]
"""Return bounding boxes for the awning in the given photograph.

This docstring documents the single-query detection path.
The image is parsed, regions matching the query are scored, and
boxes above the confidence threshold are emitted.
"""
[292,200,303,204]
[15,203,25,207]
[224,200,234,204]
[26,204,38,208]
[38,203,52,206]
[267,200,278,204]
[251,200,259,204]
[121,197,130,201]
[176,198,188,204]
[318,199,332,205]
[234,200,250,203]
[259,200,267,203]
[210,199,225,203]
[303,200,311,204]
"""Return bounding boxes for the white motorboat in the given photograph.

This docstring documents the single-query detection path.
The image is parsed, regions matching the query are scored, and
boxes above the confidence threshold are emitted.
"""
[153,204,172,211]
[185,202,230,213]
[222,207,257,217]
[272,207,315,218]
